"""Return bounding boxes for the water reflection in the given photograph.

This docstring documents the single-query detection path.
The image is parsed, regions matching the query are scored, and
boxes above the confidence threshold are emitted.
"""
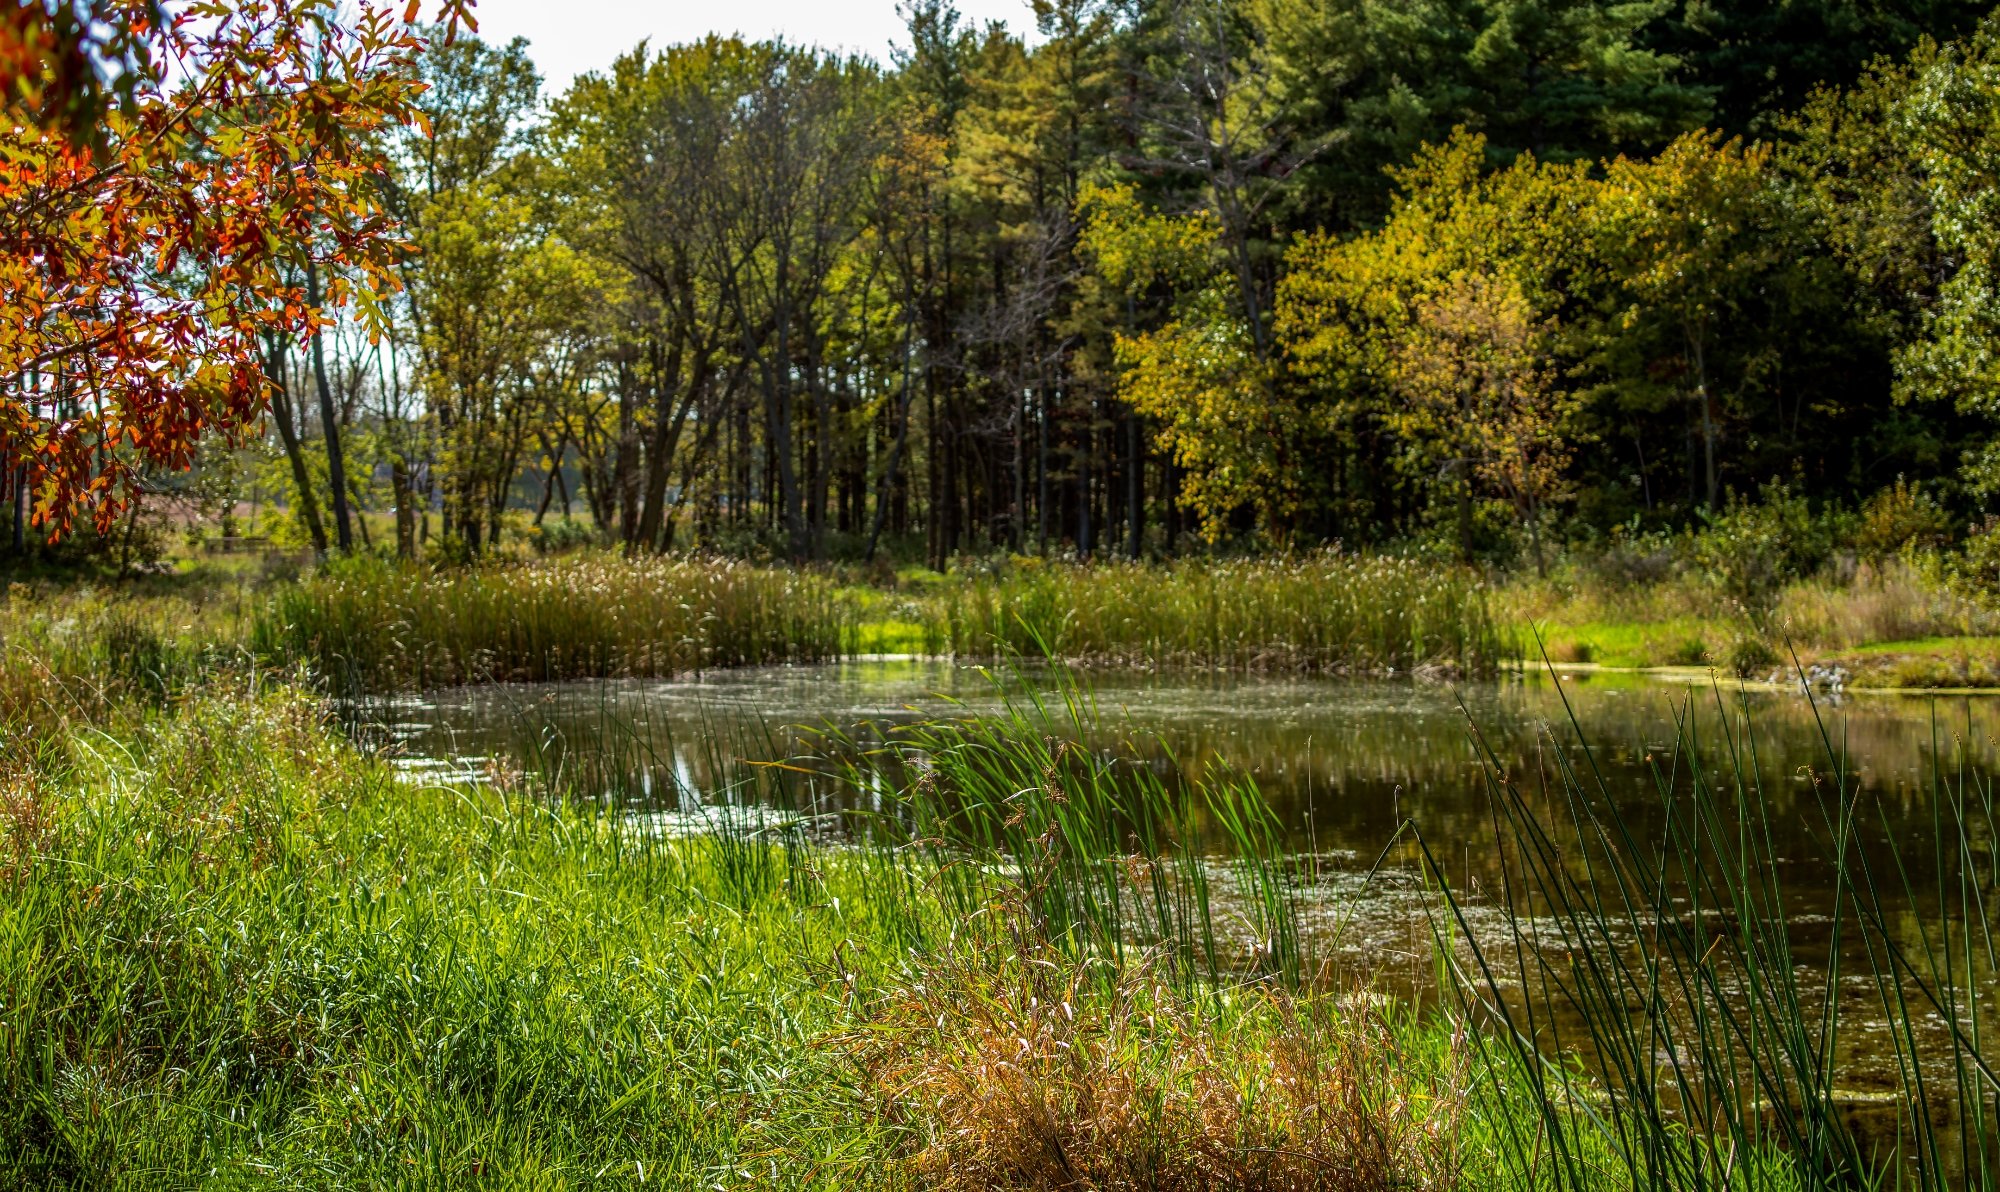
[359,660,2000,862]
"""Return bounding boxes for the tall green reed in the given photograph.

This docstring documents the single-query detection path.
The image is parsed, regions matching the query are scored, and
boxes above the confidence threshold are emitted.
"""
[808,666,1310,991]
[1416,657,2000,1189]
[470,661,1314,993]
[944,554,1508,675]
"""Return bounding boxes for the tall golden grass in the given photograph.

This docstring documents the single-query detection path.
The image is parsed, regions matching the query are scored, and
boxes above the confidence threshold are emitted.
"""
[851,930,1469,1191]
[254,553,850,691]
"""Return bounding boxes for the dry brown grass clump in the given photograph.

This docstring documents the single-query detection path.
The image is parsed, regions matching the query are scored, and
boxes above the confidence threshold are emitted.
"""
[851,938,1469,1192]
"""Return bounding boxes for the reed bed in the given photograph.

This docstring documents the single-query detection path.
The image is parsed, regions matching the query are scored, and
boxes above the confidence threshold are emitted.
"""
[254,552,851,693]
[797,668,1310,987]
[943,555,1508,674]
[1419,668,2000,1190]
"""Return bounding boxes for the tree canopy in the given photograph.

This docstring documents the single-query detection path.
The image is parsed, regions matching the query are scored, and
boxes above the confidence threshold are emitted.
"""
[11,0,2000,563]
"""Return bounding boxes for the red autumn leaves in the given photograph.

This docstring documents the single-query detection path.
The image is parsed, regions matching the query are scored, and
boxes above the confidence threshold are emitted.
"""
[1,0,471,532]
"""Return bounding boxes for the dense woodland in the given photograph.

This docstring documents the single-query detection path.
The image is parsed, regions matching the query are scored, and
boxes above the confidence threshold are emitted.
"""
[13,0,2000,569]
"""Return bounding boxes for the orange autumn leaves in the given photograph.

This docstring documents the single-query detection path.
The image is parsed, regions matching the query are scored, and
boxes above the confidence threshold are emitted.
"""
[1,0,470,532]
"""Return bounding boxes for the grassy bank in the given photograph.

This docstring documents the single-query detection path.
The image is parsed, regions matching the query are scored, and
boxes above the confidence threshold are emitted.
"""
[944,555,1507,675]
[1509,557,2000,683]
[15,544,2000,698]
[6,583,1994,1185]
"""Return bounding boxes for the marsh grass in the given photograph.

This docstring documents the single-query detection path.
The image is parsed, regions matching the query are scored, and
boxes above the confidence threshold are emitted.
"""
[0,684,900,1187]
[254,553,852,694]
[945,555,1507,675]
[799,666,1316,989]
[1418,656,2000,1189]
[848,929,1472,1192]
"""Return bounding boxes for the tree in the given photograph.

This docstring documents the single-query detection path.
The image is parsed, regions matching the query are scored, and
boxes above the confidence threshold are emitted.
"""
[1081,181,1297,541]
[1,0,469,535]
[1252,0,1707,229]
[1887,13,2000,494]
[1390,271,1575,572]
[1645,0,1988,138]
[1278,132,1591,551]
[1591,131,1783,510]
[389,28,558,553]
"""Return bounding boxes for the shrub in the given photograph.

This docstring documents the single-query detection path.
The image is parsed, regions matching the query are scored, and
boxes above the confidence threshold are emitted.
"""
[1687,484,1837,609]
[1953,516,2000,598]
[527,516,599,556]
[1650,634,1710,667]
[1546,637,1594,664]
[1726,634,1779,678]
[1854,477,1948,560]
[1580,525,1680,589]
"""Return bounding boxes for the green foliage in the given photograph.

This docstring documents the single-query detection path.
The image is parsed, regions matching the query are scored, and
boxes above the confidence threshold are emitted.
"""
[1686,484,1841,609]
[525,515,600,555]
[1856,476,1950,558]
[1253,0,1709,227]
[221,1,2000,573]
[1953,515,2000,597]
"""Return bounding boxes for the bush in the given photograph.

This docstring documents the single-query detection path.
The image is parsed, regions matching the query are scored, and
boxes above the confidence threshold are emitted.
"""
[1687,484,1838,609]
[1726,634,1780,678]
[1953,516,2000,598]
[527,516,599,555]
[1854,477,1948,560]
[1580,525,1681,589]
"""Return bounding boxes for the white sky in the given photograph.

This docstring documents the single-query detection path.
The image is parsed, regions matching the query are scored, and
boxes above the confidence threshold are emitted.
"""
[464,0,1041,94]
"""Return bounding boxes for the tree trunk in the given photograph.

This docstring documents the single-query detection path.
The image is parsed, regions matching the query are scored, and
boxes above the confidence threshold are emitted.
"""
[1457,462,1474,565]
[1076,397,1092,558]
[866,310,920,563]
[1692,329,1718,510]
[304,263,354,553]
[265,343,329,558]
[1036,377,1050,555]
[535,454,560,526]
[1126,412,1143,559]
[349,478,375,551]
[809,373,830,562]
[635,344,701,553]
[391,457,416,559]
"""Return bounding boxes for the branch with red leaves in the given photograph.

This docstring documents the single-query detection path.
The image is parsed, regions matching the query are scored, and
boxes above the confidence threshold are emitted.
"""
[1,0,475,533]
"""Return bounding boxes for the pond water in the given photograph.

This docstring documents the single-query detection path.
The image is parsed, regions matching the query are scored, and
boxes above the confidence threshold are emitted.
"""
[354,660,2000,1165]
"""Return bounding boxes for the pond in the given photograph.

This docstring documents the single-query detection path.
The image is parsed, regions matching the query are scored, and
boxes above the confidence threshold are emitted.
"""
[353,660,2000,1167]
